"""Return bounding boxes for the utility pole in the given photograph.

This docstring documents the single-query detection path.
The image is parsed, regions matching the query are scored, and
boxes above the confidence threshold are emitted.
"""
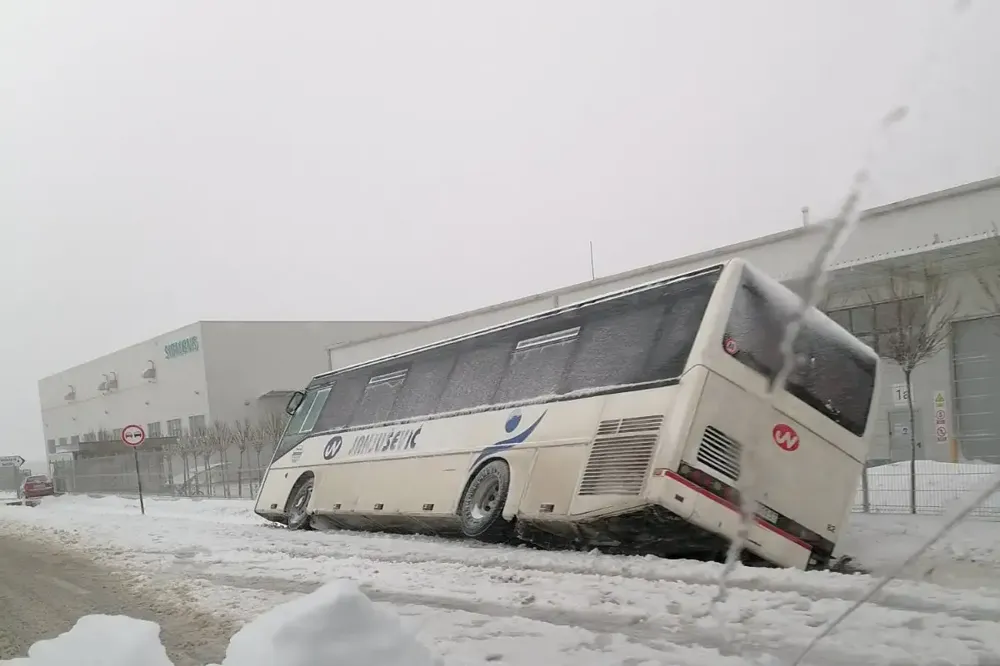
[589,241,596,280]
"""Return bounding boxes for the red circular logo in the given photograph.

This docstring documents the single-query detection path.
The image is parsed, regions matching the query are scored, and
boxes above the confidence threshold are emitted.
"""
[772,423,800,452]
[723,337,738,355]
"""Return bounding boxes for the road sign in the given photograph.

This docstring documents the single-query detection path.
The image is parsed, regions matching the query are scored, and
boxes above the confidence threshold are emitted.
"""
[121,425,147,515]
[933,390,949,444]
[121,424,146,448]
[0,455,25,468]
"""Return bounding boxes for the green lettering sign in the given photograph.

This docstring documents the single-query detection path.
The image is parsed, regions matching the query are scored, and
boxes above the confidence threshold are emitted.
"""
[165,335,200,359]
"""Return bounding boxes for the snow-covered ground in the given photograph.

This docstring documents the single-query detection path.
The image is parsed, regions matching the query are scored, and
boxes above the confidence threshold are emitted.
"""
[4,581,436,666]
[4,494,1000,665]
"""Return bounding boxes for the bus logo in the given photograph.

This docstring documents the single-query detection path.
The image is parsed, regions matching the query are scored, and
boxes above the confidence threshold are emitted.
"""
[772,424,799,452]
[471,410,547,467]
[323,435,344,460]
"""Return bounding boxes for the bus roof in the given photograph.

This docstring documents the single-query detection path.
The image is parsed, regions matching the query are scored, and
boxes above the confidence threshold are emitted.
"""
[309,260,735,385]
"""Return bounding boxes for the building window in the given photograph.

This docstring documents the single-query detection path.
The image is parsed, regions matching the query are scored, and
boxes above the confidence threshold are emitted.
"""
[166,419,183,437]
[46,439,56,455]
[189,414,206,435]
[147,422,162,438]
[828,298,923,355]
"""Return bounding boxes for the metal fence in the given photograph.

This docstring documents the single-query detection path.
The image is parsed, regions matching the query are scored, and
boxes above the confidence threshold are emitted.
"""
[852,460,1000,518]
[52,451,268,499]
[50,451,1000,517]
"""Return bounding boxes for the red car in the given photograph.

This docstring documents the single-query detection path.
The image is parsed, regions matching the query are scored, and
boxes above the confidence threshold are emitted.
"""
[18,474,55,499]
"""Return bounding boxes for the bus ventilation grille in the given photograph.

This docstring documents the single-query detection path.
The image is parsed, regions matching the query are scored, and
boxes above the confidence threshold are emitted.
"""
[579,415,663,496]
[696,426,742,481]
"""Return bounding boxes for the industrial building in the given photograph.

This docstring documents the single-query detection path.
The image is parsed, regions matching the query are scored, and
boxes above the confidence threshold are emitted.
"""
[325,176,1000,466]
[38,320,418,491]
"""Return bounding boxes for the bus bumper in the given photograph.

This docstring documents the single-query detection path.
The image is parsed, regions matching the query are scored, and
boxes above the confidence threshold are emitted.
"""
[651,469,813,569]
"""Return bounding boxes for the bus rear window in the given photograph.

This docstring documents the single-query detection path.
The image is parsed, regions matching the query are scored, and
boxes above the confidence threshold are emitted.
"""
[724,266,877,437]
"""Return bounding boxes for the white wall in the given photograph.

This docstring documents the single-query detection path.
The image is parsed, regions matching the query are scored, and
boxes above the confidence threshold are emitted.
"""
[202,321,418,425]
[39,320,420,458]
[38,323,209,452]
[327,300,557,371]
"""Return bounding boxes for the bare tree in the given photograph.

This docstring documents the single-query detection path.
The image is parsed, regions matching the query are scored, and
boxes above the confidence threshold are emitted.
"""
[161,436,177,492]
[175,428,197,495]
[254,412,286,482]
[204,421,232,497]
[871,269,958,514]
[231,418,255,497]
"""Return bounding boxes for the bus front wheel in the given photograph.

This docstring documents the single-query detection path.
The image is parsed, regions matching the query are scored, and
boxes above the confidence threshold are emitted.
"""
[459,460,511,542]
[285,476,314,531]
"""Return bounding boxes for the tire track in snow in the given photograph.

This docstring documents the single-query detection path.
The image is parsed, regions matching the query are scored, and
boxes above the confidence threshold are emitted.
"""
[148,524,1000,624]
[177,570,996,666]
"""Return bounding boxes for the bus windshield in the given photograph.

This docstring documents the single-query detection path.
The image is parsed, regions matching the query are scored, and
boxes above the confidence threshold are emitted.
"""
[723,264,877,437]
[273,386,333,461]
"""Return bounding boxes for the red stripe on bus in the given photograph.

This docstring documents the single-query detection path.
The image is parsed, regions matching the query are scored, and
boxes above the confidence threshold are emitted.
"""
[663,470,811,551]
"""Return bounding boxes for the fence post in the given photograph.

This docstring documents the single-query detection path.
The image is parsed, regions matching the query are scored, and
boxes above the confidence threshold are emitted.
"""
[861,463,870,513]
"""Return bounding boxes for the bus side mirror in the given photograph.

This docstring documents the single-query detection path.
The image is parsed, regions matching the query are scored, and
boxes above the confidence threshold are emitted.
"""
[285,391,306,416]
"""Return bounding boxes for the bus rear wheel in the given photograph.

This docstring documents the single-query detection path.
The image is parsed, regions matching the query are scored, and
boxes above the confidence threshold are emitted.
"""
[459,460,511,542]
[285,476,314,531]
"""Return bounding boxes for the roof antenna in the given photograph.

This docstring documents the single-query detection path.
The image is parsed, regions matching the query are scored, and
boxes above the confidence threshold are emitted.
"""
[801,206,810,227]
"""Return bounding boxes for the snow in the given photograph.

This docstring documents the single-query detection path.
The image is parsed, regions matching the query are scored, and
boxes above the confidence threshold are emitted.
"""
[0,615,172,666]
[2,581,437,666]
[218,579,436,666]
[5,492,1000,664]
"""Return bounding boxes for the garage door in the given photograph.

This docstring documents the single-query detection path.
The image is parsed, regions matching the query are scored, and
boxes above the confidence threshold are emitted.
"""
[952,316,1000,463]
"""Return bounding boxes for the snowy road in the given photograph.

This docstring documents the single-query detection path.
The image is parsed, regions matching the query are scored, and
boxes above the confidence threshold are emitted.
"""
[0,528,233,664]
[3,495,1000,665]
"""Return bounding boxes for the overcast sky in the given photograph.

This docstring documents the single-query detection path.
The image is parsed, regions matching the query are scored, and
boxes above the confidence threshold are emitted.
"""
[2,1,998,461]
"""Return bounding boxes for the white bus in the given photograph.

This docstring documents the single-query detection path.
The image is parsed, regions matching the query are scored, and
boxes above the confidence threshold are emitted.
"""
[255,259,880,570]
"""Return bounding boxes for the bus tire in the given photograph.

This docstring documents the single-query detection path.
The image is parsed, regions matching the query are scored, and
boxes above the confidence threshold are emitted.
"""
[458,460,511,541]
[285,475,314,531]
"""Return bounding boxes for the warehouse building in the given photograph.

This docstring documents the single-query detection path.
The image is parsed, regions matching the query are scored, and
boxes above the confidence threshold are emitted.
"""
[326,176,1000,466]
[38,320,418,491]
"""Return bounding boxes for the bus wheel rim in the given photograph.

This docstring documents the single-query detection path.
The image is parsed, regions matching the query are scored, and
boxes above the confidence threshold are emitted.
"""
[469,476,499,522]
[292,484,311,520]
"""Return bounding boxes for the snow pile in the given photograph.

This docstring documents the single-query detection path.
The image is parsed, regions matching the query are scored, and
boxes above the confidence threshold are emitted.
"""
[0,615,172,665]
[42,493,264,525]
[217,579,438,666]
[0,581,439,666]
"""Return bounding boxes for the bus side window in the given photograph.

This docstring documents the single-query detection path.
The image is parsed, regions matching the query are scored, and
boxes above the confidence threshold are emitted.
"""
[492,327,579,404]
[350,368,409,427]
[563,304,664,393]
[641,284,714,382]
[314,372,368,432]
[389,353,456,421]
[436,341,513,413]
